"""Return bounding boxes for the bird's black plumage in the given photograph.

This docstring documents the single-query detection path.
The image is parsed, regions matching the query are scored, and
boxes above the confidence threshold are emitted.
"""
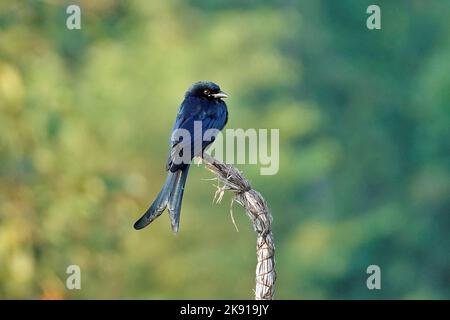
[134,81,228,232]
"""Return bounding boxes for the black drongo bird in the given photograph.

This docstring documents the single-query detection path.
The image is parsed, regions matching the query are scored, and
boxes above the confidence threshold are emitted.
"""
[134,81,228,232]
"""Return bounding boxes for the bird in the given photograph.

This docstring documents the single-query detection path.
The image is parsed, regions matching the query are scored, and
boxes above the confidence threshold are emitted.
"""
[134,81,229,233]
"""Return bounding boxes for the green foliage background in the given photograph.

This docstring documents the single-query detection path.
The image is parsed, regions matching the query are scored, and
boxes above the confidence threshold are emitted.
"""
[0,0,448,299]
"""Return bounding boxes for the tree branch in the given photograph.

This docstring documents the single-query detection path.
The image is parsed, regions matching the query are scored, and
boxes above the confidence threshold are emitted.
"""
[201,153,276,300]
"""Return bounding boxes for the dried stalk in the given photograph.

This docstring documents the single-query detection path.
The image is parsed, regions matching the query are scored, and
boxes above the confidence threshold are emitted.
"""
[201,153,276,300]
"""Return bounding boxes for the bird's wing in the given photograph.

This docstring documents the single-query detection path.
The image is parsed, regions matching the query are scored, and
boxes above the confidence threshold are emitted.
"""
[167,102,227,171]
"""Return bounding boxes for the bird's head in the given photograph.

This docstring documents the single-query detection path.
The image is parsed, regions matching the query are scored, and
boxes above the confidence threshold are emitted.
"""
[185,81,228,100]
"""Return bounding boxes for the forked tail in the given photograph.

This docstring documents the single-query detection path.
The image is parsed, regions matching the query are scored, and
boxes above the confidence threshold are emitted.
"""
[133,166,189,233]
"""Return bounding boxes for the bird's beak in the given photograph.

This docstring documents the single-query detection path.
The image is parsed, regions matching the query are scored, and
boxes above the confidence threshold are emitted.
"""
[212,91,228,99]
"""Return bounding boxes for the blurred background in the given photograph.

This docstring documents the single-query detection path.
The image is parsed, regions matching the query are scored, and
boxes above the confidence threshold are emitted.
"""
[0,0,449,299]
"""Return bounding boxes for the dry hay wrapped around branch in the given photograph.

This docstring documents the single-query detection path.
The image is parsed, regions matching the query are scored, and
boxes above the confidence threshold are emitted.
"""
[201,153,276,300]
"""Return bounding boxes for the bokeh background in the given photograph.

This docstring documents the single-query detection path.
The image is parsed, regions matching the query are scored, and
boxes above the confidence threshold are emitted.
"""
[0,0,449,299]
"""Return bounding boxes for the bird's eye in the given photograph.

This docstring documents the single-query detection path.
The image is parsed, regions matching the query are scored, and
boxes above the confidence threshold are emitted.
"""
[203,89,210,96]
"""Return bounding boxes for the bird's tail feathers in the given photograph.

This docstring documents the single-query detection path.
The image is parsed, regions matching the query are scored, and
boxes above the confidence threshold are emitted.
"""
[133,167,189,232]
[167,167,189,233]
